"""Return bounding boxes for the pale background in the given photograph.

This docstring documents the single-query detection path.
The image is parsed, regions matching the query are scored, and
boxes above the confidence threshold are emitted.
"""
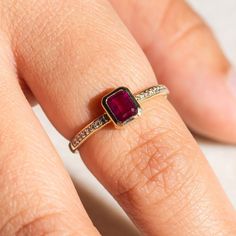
[33,1,236,235]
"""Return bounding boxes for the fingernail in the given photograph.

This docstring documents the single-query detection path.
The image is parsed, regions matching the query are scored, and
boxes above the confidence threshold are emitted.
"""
[228,67,236,97]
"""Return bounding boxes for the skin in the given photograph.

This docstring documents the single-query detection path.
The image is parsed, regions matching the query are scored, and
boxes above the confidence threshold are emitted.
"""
[0,0,236,235]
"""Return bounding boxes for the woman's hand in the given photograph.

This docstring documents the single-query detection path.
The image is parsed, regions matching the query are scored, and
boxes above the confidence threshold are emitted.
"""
[0,0,235,235]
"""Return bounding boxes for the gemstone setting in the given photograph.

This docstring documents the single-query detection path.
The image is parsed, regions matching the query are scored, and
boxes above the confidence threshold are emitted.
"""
[102,87,141,126]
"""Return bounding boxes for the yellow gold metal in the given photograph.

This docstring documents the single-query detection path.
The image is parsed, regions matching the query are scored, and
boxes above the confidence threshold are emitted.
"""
[69,85,169,152]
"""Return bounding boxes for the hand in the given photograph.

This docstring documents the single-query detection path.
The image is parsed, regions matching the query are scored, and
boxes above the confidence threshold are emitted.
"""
[0,1,235,235]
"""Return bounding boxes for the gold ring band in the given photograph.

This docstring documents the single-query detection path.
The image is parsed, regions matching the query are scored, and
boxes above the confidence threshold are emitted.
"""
[69,85,169,152]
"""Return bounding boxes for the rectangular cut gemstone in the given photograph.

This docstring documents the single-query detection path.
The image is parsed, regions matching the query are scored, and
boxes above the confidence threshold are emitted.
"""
[102,87,141,125]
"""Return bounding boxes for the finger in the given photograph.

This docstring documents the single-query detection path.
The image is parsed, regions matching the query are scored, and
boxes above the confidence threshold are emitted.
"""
[109,0,236,143]
[7,1,236,235]
[0,33,99,235]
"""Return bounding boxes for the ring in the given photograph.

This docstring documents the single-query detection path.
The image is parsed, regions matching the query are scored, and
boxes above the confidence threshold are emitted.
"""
[69,85,169,152]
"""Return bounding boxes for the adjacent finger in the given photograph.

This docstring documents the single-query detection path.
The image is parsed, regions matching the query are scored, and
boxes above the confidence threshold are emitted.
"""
[110,0,236,143]
[6,1,236,235]
[0,32,99,236]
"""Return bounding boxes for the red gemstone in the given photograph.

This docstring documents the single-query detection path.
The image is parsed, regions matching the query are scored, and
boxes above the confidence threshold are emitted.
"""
[106,89,139,123]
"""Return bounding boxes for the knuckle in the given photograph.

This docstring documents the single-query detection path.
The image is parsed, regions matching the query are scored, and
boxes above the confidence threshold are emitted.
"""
[143,0,207,51]
[160,0,207,48]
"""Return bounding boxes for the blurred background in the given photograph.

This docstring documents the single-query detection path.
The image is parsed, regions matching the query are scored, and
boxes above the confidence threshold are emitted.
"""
[33,1,236,235]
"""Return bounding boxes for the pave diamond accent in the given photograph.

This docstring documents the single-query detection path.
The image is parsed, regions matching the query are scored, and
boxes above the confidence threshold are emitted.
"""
[70,114,110,151]
[135,85,168,102]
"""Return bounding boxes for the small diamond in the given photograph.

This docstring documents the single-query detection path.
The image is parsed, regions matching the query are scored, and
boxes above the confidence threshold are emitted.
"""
[93,120,101,128]
[101,117,106,123]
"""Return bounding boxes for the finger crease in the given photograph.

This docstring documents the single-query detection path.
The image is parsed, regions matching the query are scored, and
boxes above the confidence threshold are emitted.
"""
[168,19,207,48]
[15,212,63,236]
